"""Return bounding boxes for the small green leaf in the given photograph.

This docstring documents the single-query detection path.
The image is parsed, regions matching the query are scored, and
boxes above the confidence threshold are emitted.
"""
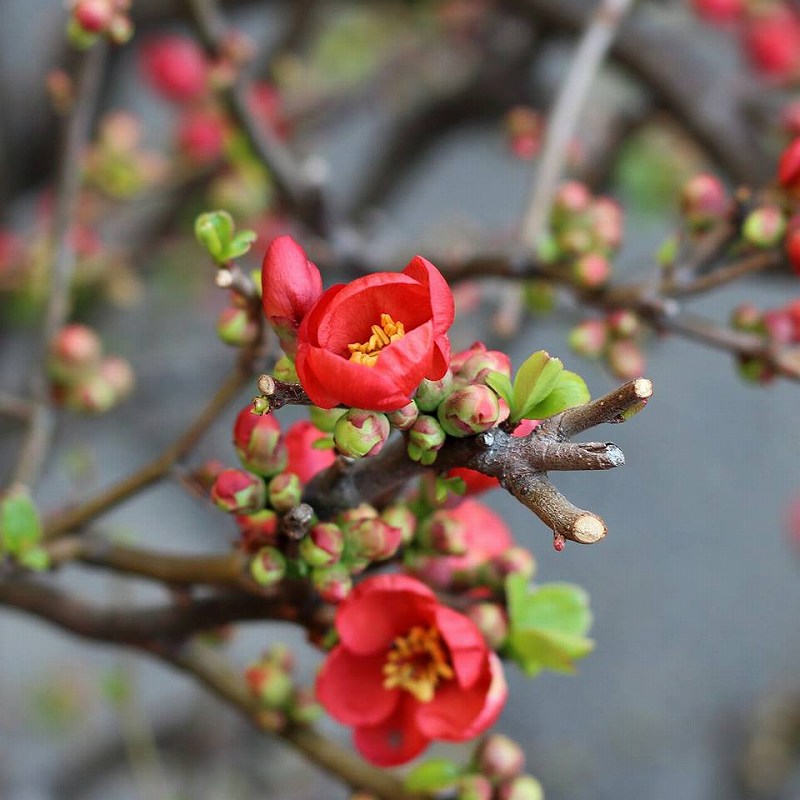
[522,370,590,420]
[511,351,564,422]
[1,488,42,555]
[17,546,50,572]
[443,476,466,496]
[434,476,449,504]
[194,210,234,263]
[657,235,679,267]
[404,758,463,792]
[223,229,258,260]
[485,370,513,406]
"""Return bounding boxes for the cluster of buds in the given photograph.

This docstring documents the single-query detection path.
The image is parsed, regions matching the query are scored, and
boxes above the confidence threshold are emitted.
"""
[84,113,166,199]
[505,106,543,160]
[692,1,800,81]
[244,645,320,732]
[569,309,645,380]
[48,323,134,413]
[730,299,800,383]
[453,734,543,800]
[68,0,132,47]
[546,181,624,290]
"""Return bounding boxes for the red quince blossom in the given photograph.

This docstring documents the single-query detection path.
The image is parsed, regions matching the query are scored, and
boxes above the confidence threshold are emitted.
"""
[316,574,507,766]
[261,236,323,355]
[284,420,336,483]
[296,256,455,412]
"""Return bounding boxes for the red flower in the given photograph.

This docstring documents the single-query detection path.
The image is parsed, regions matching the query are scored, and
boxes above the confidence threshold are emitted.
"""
[296,256,455,412]
[141,36,209,104]
[316,574,506,766]
[779,138,800,191]
[743,11,800,79]
[261,236,323,355]
[285,420,336,483]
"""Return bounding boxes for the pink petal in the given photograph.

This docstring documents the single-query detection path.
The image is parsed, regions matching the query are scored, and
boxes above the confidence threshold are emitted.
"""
[316,646,399,727]
[354,696,430,767]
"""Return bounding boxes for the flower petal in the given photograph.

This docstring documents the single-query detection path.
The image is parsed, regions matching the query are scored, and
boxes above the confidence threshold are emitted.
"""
[316,646,399,727]
[354,696,430,767]
[434,605,488,688]
[402,256,455,339]
[336,575,437,655]
[261,236,322,328]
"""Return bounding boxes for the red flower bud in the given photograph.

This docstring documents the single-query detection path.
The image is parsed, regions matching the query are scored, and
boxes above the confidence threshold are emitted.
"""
[177,110,226,165]
[492,546,536,583]
[261,236,322,355]
[311,564,352,603]
[571,253,610,289]
[607,309,640,339]
[763,310,794,344]
[779,138,800,191]
[236,508,279,552]
[456,348,512,386]
[606,339,645,380]
[476,734,526,782]
[742,205,786,248]
[680,173,729,231]
[284,420,336,483]
[211,469,266,513]
[438,385,508,437]
[744,11,800,79]
[589,197,624,252]
[786,222,800,276]
[299,522,344,567]
[233,406,287,477]
[140,36,209,103]
[344,517,402,562]
[466,603,509,650]
[569,318,608,357]
[422,509,468,555]
[50,324,102,373]
[73,0,114,33]
[267,472,302,512]
[553,181,591,218]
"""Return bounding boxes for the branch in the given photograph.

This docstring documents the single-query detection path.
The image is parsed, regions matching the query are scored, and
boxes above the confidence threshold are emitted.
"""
[0,391,31,421]
[11,44,106,488]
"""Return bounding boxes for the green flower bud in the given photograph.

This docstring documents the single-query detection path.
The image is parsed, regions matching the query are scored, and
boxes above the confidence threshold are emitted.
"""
[273,356,298,383]
[407,414,447,465]
[438,385,508,437]
[497,776,544,800]
[387,400,419,430]
[742,205,786,249]
[414,371,454,412]
[333,409,390,458]
[311,564,352,603]
[268,472,302,512]
[298,523,344,567]
[309,406,345,432]
[380,504,417,545]
[217,307,259,347]
[245,661,293,708]
[249,546,286,586]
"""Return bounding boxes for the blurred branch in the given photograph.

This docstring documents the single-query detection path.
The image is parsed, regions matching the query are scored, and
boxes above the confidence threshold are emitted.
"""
[11,44,106,489]
[0,391,32,421]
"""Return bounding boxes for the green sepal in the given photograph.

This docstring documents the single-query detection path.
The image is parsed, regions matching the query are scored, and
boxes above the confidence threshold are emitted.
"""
[404,758,464,792]
[225,229,258,260]
[1,487,42,556]
[17,546,50,572]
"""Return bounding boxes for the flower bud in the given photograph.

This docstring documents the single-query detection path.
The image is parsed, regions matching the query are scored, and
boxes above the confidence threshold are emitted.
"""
[311,564,352,603]
[779,137,800,191]
[742,206,786,249]
[553,180,591,219]
[177,110,225,165]
[466,603,509,650]
[273,355,298,383]
[571,253,610,289]
[141,35,209,103]
[308,406,345,433]
[450,341,488,374]
[387,400,419,430]
[497,776,544,800]
[680,173,729,230]
[249,545,286,586]
[233,406,287,477]
[492,546,536,582]
[267,472,302,512]
[380,504,416,545]
[606,309,639,339]
[73,0,113,33]
[407,414,447,465]
[589,197,624,252]
[65,374,116,414]
[476,734,525,782]
[298,522,344,567]
[438,385,508,438]
[338,503,378,527]
[421,510,468,555]
[236,508,278,552]
[764,310,794,344]
[414,371,454,412]
[456,350,512,386]
[344,517,402,562]
[193,459,226,492]
[288,687,322,726]
[50,324,102,379]
[606,339,645,380]
[107,14,133,46]
[456,775,493,800]
[245,660,293,708]
[211,469,266,513]
[265,643,295,673]
[99,356,134,401]
[736,355,774,384]
[730,303,765,334]
[217,306,259,347]
[692,0,743,23]
[333,409,390,458]
[568,318,608,358]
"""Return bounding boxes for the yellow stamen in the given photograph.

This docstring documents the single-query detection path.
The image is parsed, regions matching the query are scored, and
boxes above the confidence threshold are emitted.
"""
[347,313,406,367]
[382,626,454,703]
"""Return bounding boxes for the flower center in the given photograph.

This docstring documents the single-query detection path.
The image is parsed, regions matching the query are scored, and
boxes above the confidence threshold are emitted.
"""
[347,313,405,367]
[382,625,454,703]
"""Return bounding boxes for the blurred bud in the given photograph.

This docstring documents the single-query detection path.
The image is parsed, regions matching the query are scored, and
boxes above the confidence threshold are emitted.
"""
[345,517,402,562]
[782,101,800,137]
[742,206,786,249]
[492,546,536,583]
[99,356,134,401]
[140,35,209,103]
[73,0,113,33]
[457,775,493,800]
[273,355,298,383]
[65,374,116,414]
[236,509,279,552]
[606,309,640,339]
[571,253,610,289]
[607,339,646,380]
[745,12,800,79]
[211,469,266,513]
[338,503,378,527]
[298,522,344,567]
[553,180,591,219]
[50,324,102,378]
[249,545,286,586]
[245,660,293,708]
[692,0,743,23]
[387,399,419,431]
[466,603,509,650]
[438,385,508,437]
[107,14,134,46]
[380,504,416,545]
[785,222,800,276]
[415,371,454,412]
[267,472,302,512]
[217,306,259,347]
[477,734,526,782]
[736,355,774,385]
[421,510,468,555]
[680,173,729,231]
[456,349,512,386]
[569,318,608,358]
[407,414,447,465]
[309,406,345,433]
[288,687,322,726]
[523,279,556,314]
[730,303,765,334]
[334,409,390,458]
[497,776,544,800]
[177,110,225,165]
[763,310,794,345]
[311,564,352,603]
[233,405,287,477]
[590,197,624,252]
[265,643,295,673]
[193,459,226,493]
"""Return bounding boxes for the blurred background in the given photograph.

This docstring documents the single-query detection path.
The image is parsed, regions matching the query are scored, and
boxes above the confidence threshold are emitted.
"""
[2,1,800,798]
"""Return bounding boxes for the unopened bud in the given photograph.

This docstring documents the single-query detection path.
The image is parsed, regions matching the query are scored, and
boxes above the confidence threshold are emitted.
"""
[606,339,645,380]
[50,323,102,376]
[387,399,419,430]
[590,197,624,252]
[730,303,765,334]
[456,350,512,386]
[99,356,134,401]
[476,734,525,782]
[298,522,344,567]
[249,545,286,586]
[553,180,591,219]
[380,504,416,545]
[217,306,259,347]
[466,603,509,650]
[764,310,794,344]
[73,0,113,33]
[407,414,447,465]
[737,355,774,384]
[492,546,536,582]
[308,406,345,432]
[211,469,266,513]
[457,774,493,800]
[680,173,729,230]
[438,385,508,438]
[333,409,390,458]
[65,374,116,414]
[606,309,639,339]
[236,508,279,551]
[569,318,608,357]
[421,509,468,555]
[571,253,610,288]
[345,517,402,562]
[233,405,287,477]
[267,472,302,512]
[288,686,322,726]
[742,205,786,248]
[311,564,352,603]
[497,776,544,800]
[272,355,298,383]
[415,371,454,412]
[245,660,293,708]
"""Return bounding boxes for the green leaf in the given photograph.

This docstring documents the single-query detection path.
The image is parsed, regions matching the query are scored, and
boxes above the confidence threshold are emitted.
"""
[404,758,463,792]
[223,229,258,260]
[505,575,594,677]
[17,546,50,572]
[521,370,590,420]
[194,210,234,263]
[485,370,513,406]
[511,351,563,422]
[0,488,42,555]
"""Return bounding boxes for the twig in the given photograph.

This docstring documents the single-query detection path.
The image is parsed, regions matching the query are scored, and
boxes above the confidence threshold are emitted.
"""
[11,44,106,488]
[0,391,31,421]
